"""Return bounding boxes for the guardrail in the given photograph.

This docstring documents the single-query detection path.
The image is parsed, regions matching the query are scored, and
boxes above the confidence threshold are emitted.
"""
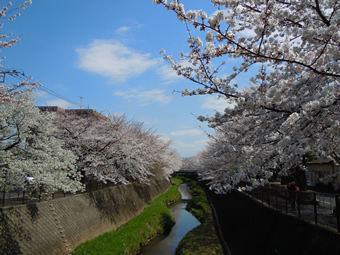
[249,187,340,232]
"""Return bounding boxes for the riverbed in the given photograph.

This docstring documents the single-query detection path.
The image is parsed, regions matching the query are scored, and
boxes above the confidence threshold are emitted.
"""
[141,184,200,255]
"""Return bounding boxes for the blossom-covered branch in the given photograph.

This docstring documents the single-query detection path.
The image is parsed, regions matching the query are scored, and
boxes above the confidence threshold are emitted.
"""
[0,1,39,103]
[153,0,339,192]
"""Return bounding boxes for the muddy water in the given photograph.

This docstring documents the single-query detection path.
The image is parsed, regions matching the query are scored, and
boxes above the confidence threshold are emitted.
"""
[141,184,200,255]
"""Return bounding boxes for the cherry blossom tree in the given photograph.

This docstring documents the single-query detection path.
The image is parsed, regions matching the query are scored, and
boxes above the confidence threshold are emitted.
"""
[55,110,181,184]
[0,1,84,197]
[151,139,182,177]
[0,91,84,196]
[181,154,204,171]
[116,120,182,180]
[153,0,339,192]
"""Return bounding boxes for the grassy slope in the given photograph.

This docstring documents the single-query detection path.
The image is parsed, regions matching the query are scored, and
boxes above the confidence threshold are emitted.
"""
[72,178,183,255]
[176,177,224,255]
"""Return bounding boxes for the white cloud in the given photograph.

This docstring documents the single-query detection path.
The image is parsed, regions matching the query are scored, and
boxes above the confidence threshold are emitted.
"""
[160,132,209,158]
[156,58,195,84]
[157,64,181,84]
[176,139,208,148]
[170,129,203,136]
[116,26,131,35]
[172,138,208,158]
[42,99,78,109]
[115,88,173,106]
[35,90,49,98]
[237,28,256,38]
[201,96,236,112]
[76,39,159,83]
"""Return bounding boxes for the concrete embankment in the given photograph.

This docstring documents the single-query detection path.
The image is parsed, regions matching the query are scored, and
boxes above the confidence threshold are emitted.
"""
[0,178,171,255]
[206,189,340,255]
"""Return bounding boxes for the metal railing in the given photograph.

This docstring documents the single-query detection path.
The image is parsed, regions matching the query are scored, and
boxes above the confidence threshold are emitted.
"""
[249,187,340,232]
[0,179,117,207]
[316,192,336,210]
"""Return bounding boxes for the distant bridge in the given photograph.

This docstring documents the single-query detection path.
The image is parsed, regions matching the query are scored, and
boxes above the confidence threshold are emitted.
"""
[172,169,198,177]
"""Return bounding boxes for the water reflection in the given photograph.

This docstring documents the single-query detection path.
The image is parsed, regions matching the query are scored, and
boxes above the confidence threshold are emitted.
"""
[141,184,200,255]
[178,184,192,200]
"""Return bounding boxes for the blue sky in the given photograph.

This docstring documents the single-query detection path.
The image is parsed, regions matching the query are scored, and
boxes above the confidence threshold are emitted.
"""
[2,0,248,158]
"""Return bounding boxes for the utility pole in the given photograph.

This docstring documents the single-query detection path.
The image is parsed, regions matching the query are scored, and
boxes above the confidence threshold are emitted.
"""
[79,96,83,109]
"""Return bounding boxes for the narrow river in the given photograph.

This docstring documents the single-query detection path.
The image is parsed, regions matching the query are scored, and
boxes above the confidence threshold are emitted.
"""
[141,184,200,255]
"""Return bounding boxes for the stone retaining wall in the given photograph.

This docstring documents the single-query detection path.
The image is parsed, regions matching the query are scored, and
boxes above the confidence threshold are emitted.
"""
[0,179,171,255]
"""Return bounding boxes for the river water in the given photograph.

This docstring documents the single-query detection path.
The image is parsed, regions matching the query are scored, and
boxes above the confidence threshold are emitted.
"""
[141,184,200,255]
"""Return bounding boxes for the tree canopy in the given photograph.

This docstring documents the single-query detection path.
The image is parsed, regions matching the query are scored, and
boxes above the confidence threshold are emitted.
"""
[55,110,182,184]
[153,0,339,192]
[0,92,83,195]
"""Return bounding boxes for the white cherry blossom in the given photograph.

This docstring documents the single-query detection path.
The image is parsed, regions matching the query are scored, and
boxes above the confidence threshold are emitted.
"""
[153,0,340,192]
[0,92,83,196]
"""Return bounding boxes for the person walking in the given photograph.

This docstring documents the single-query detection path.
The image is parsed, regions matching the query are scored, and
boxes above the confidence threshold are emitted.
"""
[287,182,299,211]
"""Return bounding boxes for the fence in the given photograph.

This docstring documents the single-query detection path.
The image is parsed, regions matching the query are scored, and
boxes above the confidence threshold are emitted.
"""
[0,179,116,207]
[316,192,336,210]
[249,187,340,232]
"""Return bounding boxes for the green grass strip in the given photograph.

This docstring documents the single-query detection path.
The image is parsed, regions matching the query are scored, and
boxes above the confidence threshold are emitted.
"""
[175,177,224,255]
[73,178,183,255]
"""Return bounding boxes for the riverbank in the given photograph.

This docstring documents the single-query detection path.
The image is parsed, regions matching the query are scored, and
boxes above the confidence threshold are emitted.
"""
[175,177,224,255]
[0,179,171,255]
[72,178,183,255]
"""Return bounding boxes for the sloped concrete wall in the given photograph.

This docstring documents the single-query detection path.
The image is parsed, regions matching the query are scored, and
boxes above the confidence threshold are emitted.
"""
[0,179,171,255]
